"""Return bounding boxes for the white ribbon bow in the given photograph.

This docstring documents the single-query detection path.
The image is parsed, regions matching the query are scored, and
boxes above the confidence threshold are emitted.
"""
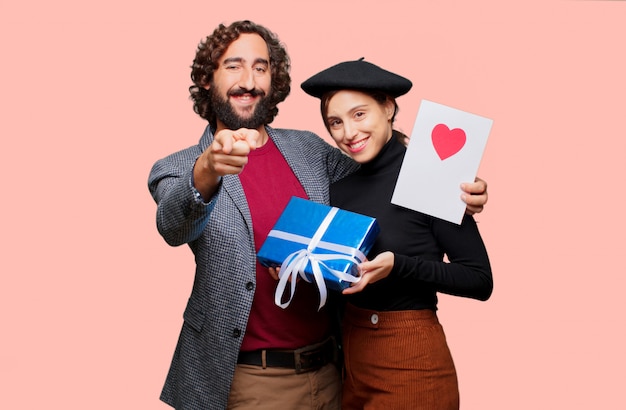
[273,207,364,310]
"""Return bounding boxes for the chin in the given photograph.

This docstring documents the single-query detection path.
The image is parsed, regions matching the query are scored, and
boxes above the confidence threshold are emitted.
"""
[350,153,373,164]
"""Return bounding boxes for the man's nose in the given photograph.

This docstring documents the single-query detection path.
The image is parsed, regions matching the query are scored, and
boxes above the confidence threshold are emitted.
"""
[238,67,255,91]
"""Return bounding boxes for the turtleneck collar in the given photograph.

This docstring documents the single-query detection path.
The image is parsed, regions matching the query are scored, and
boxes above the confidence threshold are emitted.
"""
[357,130,407,176]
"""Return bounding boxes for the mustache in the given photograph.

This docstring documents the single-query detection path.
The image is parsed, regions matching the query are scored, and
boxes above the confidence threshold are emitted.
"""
[228,87,266,98]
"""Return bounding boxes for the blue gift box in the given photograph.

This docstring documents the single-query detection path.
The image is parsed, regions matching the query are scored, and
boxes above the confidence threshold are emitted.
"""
[257,196,380,309]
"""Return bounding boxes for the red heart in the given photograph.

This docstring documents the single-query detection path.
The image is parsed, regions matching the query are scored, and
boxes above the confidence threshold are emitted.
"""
[431,123,466,160]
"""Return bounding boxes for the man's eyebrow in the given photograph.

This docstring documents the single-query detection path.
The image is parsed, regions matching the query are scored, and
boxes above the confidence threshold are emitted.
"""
[221,57,269,66]
[222,57,244,65]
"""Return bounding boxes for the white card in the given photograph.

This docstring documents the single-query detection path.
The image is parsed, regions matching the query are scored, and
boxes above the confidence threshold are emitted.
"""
[391,100,493,225]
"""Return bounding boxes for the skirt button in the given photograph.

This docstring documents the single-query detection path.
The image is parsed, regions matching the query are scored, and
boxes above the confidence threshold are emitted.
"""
[371,313,379,325]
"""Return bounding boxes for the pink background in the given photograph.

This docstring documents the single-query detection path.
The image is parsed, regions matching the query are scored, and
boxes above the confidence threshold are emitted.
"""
[2,1,625,408]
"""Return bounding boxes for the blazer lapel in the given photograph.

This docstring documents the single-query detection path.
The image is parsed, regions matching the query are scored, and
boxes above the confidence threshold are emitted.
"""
[270,127,326,204]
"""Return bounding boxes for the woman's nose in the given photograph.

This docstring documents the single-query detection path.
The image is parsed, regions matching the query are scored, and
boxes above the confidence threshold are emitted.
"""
[343,121,357,141]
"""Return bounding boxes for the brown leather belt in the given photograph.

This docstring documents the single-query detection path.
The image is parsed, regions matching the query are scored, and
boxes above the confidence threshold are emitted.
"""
[237,337,336,373]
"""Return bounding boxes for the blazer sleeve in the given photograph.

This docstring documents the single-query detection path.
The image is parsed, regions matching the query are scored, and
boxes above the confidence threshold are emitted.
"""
[147,136,218,247]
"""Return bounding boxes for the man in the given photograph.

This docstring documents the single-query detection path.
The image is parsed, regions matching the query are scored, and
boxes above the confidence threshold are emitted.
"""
[148,20,488,409]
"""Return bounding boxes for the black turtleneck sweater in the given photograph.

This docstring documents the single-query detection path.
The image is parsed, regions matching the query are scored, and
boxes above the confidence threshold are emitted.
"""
[330,132,493,311]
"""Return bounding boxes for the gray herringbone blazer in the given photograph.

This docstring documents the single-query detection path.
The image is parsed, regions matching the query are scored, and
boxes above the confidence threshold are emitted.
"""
[148,125,357,409]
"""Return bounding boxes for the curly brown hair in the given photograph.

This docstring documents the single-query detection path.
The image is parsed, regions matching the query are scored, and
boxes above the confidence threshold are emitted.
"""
[189,20,291,125]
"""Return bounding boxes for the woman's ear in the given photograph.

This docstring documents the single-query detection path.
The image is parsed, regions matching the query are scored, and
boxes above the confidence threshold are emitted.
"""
[385,98,395,121]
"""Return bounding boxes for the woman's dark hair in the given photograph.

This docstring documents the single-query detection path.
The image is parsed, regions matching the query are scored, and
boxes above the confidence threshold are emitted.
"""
[189,20,291,125]
[320,89,409,144]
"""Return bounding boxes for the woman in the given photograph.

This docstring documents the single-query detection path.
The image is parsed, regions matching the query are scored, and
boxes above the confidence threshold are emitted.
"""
[301,59,493,409]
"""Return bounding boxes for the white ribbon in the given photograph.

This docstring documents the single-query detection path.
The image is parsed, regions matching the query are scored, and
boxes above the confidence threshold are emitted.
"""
[273,207,364,310]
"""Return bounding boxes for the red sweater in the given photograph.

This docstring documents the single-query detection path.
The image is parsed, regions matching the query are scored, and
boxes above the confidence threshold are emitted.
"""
[239,138,331,351]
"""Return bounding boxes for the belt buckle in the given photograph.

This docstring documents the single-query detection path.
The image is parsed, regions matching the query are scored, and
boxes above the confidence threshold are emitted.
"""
[293,337,334,374]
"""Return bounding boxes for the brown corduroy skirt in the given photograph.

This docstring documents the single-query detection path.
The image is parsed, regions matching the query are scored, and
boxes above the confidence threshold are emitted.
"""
[341,303,459,410]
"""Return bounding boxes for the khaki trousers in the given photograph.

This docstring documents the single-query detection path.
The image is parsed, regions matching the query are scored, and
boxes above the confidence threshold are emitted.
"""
[227,362,341,409]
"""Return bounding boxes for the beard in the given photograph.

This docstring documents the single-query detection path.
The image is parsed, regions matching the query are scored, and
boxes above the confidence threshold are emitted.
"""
[209,85,272,130]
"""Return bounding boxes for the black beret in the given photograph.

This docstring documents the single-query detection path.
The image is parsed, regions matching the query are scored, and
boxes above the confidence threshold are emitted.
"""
[301,57,412,99]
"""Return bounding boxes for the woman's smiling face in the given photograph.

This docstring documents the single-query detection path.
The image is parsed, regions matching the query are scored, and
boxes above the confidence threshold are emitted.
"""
[325,90,395,164]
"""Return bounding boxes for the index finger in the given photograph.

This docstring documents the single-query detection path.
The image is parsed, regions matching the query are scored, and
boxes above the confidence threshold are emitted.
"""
[212,131,236,154]
[233,128,260,149]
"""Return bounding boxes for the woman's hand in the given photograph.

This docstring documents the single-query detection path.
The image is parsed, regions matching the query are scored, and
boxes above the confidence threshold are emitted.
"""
[461,177,488,215]
[343,252,394,295]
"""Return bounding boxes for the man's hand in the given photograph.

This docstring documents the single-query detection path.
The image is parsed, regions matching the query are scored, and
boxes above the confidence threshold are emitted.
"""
[268,267,280,281]
[193,128,260,199]
[268,266,301,284]
[461,177,488,215]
